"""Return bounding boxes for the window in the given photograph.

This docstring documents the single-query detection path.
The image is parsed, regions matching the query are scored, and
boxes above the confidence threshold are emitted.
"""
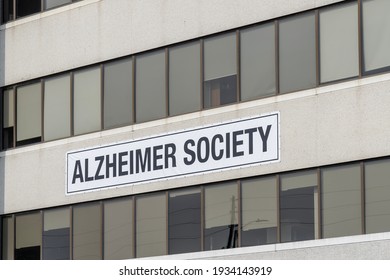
[2,88,14,149]
[280,170,318,242]
[1,0,13,23]
[104,58,133,129]
[203,33,237,108]
[104,198,133,259]
[73,203,102,260]
[205,182,238,250]
[279,12,316,93]
[168,188,201,254]
[365,159,390,234]
[240,23,276,101]
[136,194,166,258]
[43,208,70,260]
[16,0,41,19]
[44,0,71,10]
[15,212,41,260]
[16,82,42,146]
[169,42,201,116]
[135,50,166,123]
[241,177,277,247]
[362,0,390,73]
[321,164,362,238]
[1,216,14,260]
[44,75,71,141]
[319,2,359,83]
[73,67,101,136]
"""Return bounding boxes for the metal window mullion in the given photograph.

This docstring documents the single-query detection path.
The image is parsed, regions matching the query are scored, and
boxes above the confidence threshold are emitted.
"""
[40,210,43,260]
[276,174,281,243]
[100,65,104,131]
[275,20,280,95]
[70,206,73,260]
[237,180,242,248]
[236,30,240,103]
[315,9,320,86]
[131,197,135,258]
[133,57,137,124]
[134,197,138,258]
[200,39,204,109]
[70,72,74,136]
[165,191,169,255]
[40,79,44,143]
[100,201,103,260]
[361,161,366,234]
[200,186,205,251]
[358,0,364,77]
[317,167,322,239]
[165,48,169,117]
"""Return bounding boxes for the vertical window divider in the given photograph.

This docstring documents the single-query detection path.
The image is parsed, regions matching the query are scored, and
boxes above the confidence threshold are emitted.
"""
[100,201,104,260]
[12,86,16,148]
[236,30,241,103]
[100,65,104,131]
[275,20,280,95]
[315,9,320,87]
[237,180,242,248]
[0,89,3,150]
[41,0,44,12]
[14,86,18,147]
[132,57,137,124]
[40,210,43,259]
[361,161,366,235]
[40,79,44,143]
[276,174,281,243]
[200,185,205,251]
[12,0,16,21]
[70,72,74,136]
[165,48,170,117]
[165,191,169,255]
[133,197,137,258]
[200,39,204,109]
[317,167,322,239]
[70,206,73,260]
[358,0,363,78]
[12,214,16,260]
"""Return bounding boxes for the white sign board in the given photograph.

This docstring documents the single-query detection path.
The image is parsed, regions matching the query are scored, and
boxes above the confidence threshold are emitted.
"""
[66,112,280,194]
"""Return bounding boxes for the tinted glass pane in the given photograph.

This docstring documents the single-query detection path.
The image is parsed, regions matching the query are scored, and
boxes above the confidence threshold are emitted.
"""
[241,177,277,247]
[240,23,276,101]
[320,2,358,83]
[135,51,166,123]
[104,58,133,129]
[204,75,237,108]
[168,188,201,254]
[16,83,41,143]
[362,0,390,72]
[322,164,361,238]
[169,42,201,116]
[279,12,316,94]
[104,198,133,260]
[44,75,71,141]
[15,212,41,260]
[43,208,70,260]
[2,216,14,260]
[205,182,238,250]
[136,194,166,258]
[16,0,41,18]
[2,0,13,25]
[365,159,390,234]
[3,88,14,128]
[44,0,71,10]
[74,67,101,135]
[280,170,318,242]
[73,203,102,260]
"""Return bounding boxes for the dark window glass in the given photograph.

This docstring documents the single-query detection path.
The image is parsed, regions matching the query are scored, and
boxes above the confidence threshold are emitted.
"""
[2,88,14,150]
[16,0,41,18]
[2,216,14,260]
[2,0,14,23]
[15,212,41,260]
[43,208,70,260]
[204,75,237,108]
[168,188,201,254]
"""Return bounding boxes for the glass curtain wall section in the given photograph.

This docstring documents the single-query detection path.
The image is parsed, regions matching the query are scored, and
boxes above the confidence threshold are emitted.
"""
[2,89,14,149]
[16,82,42,146]
[240,23,276,101]
[73,67,101,136]
[241,177,277,247]
[280,170,318,242]
[168,188,201,254]
[103,58,133,129]
[203,33,237,108]
[1,216,14,260]
[319,2,359,83]
[365,159,390,234]
[104,198,133,260]
[43,208,70,260]
[72,203,102,260]
[15,212,41,260]
[279,12,316,94]
[135,50,166,123]
[136,194,167,258]
[44,75,71,141]
[321,164,362,238]
[169,42,201,116]
[16,0,41,18]
[362,0,390,73]
[205,182,238,251]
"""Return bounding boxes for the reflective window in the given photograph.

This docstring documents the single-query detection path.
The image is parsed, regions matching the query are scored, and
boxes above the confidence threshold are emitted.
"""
[44,0,71,10]
[73,203,102,260]
[280,170,318,242]
[2,88,14,149]
[241,177,277,247]
[279,12,316,93]
[362,0,390,72]
[16,82,42,146]
[15,212,41,260]
[135,50,166,123]
[365,159,390,234]
[169,42,201,116]
[168,188,201,254]
[73,67,101,135]
[136,194,166,258]
[240,23,276,101]
[204,33,237,108]
[321,164,362,238]
[320,2,359,83]
[104,58,133,129]
[43,208,70,260]
[1,216,14,260]
[16,0,41,18]
[44,75,71,141]
[104,198,133,260]
[205,182,238,250]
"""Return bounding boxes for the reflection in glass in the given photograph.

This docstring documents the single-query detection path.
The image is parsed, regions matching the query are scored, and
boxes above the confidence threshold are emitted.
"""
[15,212,41,260]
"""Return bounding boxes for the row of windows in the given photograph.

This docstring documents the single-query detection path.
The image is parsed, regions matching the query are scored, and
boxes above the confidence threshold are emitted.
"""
[2,0,390,150]
[1,0,82,23]
[2,157,390,260]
